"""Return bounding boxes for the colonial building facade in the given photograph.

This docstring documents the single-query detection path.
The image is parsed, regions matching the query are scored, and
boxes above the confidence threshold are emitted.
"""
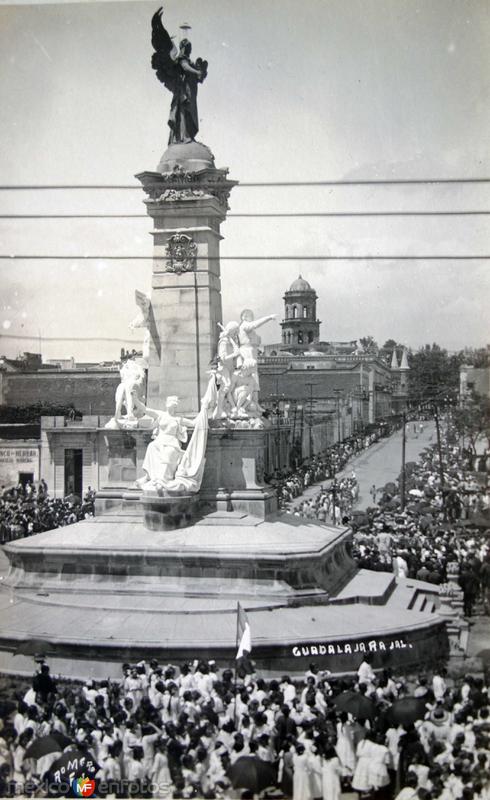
[258,275,410,437]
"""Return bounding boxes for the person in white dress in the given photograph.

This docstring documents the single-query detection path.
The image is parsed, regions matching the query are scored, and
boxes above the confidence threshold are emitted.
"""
[126,746,146,798]
[321,745,342,800]
[353,732,392,795]
[335,712,357,778]
[357,654,377,689]
[293,743,313,800]
[307,747,322,799]
[432,668,448,703]
[368,734,391,792]
[150,740,173,799]
[97,742,122,795]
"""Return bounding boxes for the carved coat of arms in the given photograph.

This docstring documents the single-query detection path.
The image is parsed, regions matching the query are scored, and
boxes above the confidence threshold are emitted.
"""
[165,233,198,274]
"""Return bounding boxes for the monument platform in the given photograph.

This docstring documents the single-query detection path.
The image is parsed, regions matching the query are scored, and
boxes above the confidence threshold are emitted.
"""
[0,507,448,679]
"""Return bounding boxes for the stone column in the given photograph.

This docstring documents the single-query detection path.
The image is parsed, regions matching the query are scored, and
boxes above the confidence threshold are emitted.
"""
[136,142,237,416]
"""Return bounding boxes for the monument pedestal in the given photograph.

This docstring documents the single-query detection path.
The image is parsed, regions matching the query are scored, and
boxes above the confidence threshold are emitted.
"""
[141,492,201,531]
[95,427,278,521]
[200,428,277,518]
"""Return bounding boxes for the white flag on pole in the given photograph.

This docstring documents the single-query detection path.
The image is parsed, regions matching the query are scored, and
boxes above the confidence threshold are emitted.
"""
[236,601,252,658]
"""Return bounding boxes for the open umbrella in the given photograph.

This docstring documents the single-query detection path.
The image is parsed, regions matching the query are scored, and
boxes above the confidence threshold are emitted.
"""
[227,756,278,794]
[25,734,72,761]
[333,690,377,720]
[382,696,428,727]
[47,750,99,796]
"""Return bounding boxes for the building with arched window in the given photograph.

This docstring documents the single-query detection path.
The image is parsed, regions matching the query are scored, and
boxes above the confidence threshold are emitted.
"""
[280,275,321,352]
[258,275,410,443]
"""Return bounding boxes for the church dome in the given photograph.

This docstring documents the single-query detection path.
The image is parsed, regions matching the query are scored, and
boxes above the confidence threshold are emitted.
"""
[288,275,313,292]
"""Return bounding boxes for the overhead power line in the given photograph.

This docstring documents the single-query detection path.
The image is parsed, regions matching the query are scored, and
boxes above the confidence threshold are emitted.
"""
[1,178,490,189]
[0,255,488,261]
[0,334,140,344]
[0,211,489,219]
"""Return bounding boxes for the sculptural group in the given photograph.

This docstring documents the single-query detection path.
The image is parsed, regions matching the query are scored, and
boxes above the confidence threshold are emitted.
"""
[104,359,151,431]
[213,309,276,422]
[107,291,276,491]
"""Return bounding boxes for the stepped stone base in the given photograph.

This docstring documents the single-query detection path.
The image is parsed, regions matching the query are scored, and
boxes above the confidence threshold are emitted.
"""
[0,506,448,679]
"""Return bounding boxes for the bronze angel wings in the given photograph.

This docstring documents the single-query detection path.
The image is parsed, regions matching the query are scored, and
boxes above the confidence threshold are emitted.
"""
[151,7,208,92]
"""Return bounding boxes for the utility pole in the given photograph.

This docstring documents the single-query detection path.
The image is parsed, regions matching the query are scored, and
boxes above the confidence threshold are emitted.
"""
[331,476,338,526]
[333,388,342,443]
[305,382,317,459]
[433,404,445,487]
[400,412,406,511]
[433,404,447,520]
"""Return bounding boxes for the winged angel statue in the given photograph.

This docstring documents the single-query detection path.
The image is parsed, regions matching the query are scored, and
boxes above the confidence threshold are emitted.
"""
[151,7,208,144]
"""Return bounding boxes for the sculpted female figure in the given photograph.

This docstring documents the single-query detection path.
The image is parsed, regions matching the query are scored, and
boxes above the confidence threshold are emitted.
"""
[135,396,193,490]
[105,360,148,430]
[135,382,216,493]
[237,309,277,373]
[215,321,240,419]
[233,309,276,417]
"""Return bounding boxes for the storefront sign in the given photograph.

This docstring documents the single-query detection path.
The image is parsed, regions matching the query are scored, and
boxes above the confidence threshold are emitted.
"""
[0,446,39,485]
[0,448,38,464]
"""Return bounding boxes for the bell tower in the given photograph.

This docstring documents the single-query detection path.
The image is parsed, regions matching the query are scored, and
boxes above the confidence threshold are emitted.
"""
[280,275,321,352]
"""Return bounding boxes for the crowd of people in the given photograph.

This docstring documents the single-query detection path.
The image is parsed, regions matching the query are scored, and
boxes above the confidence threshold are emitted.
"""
[0,655,488,799]
[346,421,490,614]
[286,475,359,524]
[268,414,490,613]
[0,416,488,798]
[0,481,96,544]
[269,424,390,511]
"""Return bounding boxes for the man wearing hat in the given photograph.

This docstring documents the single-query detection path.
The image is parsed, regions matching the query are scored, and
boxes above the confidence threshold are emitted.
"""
[427,706,452,744]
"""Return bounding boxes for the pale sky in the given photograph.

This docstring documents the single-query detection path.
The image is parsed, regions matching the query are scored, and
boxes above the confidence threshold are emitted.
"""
[0,0,489,361]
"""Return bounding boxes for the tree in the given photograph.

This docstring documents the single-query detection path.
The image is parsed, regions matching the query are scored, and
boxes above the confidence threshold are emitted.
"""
[359,336,378,354]
[380,339,406,364]
[453,392,490,453]
[408,344,463,406]
[458,347,490,368]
